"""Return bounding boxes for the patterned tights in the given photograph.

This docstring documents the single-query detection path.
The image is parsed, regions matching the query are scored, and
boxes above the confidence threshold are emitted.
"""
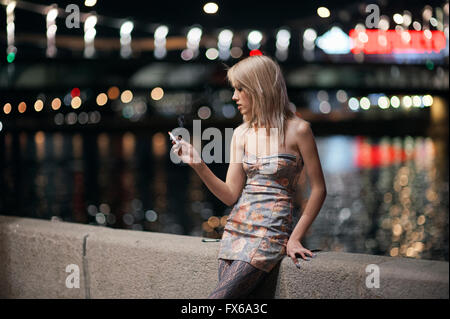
[207,259,268,299]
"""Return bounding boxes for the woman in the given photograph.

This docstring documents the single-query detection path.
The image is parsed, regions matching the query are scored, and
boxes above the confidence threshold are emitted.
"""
[171,55,327,298]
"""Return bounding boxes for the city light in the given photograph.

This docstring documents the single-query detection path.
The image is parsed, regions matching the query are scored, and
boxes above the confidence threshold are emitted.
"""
[276,29,290,61]
[247,30,263,50]
[317,7,330,18]
[316,27,352,54]
[205,48,219,60]
[71,96,82,109]
[18,101,27,113]
[336,90,348,103]
[350,29,447,54]
[184,26,203,60]
[378,16,390,31]
[34,99,44,112]
[378,96,390,109]
[218,29,233,60]
[422,95,433,106]
[3,103,12,114]
[120,21,134,58]
[360,97,371,110]
[203,2,218,14]
[107,86,120,100]
[84,14,97,58]
[403,11,412,27]
[85,0,97,7]
[121,90,133,103]
[96,93,108,106]
[6,1,16,62]
[151,87,164,101]
[197,106,212,119]
[303,28,317,42]
[348,98,359,111]
[393,13,404,24]
[7,52,15,63]
[413,21,422,31]
[391,96,401,108]
[412,95,422,107]
[51,98,62,110]
[319,101,331,114]
[230,47,243,59]
[249,49,262,56]
[71,87,81,98]
[402,96,413,108]
[303,28,317,55]
[154,25,169,59]
[46,6,58,57]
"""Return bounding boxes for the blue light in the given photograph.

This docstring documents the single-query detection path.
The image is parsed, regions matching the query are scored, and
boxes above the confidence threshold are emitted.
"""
[316,27,352,54]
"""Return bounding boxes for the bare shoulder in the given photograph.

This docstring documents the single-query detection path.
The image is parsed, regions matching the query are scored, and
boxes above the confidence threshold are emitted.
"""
[288,117,311,136]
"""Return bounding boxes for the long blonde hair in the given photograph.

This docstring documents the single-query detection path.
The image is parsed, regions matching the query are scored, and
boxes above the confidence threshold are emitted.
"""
[227,55,293,146]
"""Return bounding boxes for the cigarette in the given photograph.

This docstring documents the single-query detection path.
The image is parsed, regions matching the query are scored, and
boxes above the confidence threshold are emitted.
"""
[168,131,179,144]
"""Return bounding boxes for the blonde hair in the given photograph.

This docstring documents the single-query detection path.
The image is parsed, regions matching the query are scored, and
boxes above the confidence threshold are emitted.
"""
[227,55,293,146]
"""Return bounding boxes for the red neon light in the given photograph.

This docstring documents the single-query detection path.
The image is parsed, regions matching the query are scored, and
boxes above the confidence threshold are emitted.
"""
[71,87,81,98]
[349,29,446,54]
[354,136,409,168]
[249,49,263,56]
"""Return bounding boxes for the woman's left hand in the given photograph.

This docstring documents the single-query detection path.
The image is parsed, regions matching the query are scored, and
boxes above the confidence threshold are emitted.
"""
[286,238,315,266]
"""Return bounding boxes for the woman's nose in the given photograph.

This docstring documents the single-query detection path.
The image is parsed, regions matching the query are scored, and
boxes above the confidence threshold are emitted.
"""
[232,91,238,101]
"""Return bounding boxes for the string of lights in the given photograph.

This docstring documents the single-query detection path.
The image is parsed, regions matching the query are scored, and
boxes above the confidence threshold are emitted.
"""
[1,1,448,62]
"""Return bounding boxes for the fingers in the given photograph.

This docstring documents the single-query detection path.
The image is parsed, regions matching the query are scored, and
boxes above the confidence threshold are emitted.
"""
[298,251,307,260]
[171,142,182,156]
[289,250,317,269]
[171,139,191,158]
[288,252,300,268]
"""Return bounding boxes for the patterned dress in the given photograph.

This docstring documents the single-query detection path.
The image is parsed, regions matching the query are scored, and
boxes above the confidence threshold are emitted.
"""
[218,148,304,273]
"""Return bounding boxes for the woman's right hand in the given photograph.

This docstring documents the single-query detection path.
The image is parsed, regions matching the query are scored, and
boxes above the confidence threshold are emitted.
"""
[171,137,203,168]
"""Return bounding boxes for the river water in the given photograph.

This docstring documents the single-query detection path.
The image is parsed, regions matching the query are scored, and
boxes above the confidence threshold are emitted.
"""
[0,130,448,261]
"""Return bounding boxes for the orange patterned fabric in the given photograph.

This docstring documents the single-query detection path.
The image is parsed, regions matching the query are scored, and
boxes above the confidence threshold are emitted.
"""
[218,149,304,272]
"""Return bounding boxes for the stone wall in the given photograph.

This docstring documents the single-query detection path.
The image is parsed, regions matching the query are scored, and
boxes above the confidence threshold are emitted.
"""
[0,215,448,299]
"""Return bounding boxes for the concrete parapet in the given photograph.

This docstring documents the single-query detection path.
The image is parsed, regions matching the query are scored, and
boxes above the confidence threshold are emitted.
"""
[0,215,448,299]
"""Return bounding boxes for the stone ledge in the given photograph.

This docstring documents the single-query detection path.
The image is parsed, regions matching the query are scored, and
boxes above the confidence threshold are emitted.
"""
[0,215,448,299]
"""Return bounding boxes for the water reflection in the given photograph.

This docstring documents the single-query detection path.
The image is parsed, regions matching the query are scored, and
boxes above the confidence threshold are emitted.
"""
[0,131,447,261]
[304,135,448,261]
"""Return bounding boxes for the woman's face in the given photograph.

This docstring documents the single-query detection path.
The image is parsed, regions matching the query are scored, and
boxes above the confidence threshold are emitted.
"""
[232,85,252,121]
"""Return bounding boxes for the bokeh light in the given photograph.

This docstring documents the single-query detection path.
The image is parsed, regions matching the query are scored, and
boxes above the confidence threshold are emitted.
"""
[51,98,62,110]
[96,93,108,106]
[107,86,120,100]
[71,96,82,109]
[121,90,133,103]
[34,99,44,112]
[203,2,218,14]
[317,7,330,18]
[151,87,164,101]
[3,103,12,114]
[18,102,27,113]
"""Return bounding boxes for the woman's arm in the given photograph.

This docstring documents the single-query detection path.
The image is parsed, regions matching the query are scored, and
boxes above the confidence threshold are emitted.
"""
[172,126,247,207]
[287,121,327,263]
